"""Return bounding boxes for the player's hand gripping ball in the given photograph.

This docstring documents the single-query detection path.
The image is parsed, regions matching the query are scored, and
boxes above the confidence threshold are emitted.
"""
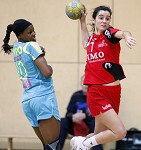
[65,1,85,20]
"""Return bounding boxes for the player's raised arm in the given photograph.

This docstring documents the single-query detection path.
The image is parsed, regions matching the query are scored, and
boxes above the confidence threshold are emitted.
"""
[80,8,89,49]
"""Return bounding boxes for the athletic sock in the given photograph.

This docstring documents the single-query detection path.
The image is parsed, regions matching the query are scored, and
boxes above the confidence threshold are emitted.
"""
[55,141,61,150]
[49,139,59,149]
[83,135,98,148]
[44,144,53,150]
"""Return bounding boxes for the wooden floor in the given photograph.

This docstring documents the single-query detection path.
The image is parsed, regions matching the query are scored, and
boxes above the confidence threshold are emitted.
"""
[0,138,71,150]
[0,138,116,150]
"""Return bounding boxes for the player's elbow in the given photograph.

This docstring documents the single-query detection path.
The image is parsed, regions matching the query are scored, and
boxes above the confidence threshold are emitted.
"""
[44,71,53,78]
[44,65,53,78]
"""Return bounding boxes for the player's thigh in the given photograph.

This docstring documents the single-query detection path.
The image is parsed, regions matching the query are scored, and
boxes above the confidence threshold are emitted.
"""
[95,109,125,133]
[39,116,60,143]
[33,127,44,144]
[94,119,107,135]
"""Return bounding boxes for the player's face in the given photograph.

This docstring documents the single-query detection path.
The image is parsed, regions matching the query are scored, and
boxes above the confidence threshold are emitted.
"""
[93,10,111,34]
[18,25,36,42]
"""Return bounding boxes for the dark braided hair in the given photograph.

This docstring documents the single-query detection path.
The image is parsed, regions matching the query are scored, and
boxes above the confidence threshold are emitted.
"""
[2,19,32,54]
[2,24,13,54]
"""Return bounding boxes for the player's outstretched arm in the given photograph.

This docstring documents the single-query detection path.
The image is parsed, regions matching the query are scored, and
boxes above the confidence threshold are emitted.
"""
[114,30,136,49]
[80,8,89,49]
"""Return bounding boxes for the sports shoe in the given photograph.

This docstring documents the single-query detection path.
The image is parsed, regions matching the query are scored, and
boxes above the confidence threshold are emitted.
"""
[70,136,90,150]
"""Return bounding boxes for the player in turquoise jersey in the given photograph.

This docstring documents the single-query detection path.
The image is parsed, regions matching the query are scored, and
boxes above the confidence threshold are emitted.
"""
[2,19,60,150]
[13,41,55,101]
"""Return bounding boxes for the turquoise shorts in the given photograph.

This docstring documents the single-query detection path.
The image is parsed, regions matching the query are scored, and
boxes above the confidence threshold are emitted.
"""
[22,93,60,127]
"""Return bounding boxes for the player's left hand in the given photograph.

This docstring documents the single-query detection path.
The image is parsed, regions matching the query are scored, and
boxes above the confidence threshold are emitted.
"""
[125,36,136,49]
[40,46,46,54]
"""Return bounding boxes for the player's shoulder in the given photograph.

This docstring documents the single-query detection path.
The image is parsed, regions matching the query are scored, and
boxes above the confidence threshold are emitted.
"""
[27,41,41,51]
[104,26,120,35]
[28,41,40,47]
[103,26,121,43]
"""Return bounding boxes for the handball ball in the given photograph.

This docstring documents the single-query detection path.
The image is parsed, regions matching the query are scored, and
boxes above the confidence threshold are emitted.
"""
[65,1,85,20]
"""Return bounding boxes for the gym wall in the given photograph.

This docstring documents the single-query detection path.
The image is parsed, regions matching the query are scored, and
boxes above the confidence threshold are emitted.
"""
[0,0,140,149]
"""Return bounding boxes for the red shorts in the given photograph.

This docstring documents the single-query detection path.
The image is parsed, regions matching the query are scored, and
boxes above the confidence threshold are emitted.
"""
[87,84,121,117]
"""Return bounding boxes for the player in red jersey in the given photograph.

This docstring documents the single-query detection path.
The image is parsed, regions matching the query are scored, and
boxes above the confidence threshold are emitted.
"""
[70,5,136,150]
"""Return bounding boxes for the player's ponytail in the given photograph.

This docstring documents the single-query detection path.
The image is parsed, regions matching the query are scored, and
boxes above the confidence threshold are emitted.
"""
[2,24,13,54]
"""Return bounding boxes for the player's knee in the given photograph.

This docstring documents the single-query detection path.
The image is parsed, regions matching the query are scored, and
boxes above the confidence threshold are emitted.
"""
[116,127,127,140]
